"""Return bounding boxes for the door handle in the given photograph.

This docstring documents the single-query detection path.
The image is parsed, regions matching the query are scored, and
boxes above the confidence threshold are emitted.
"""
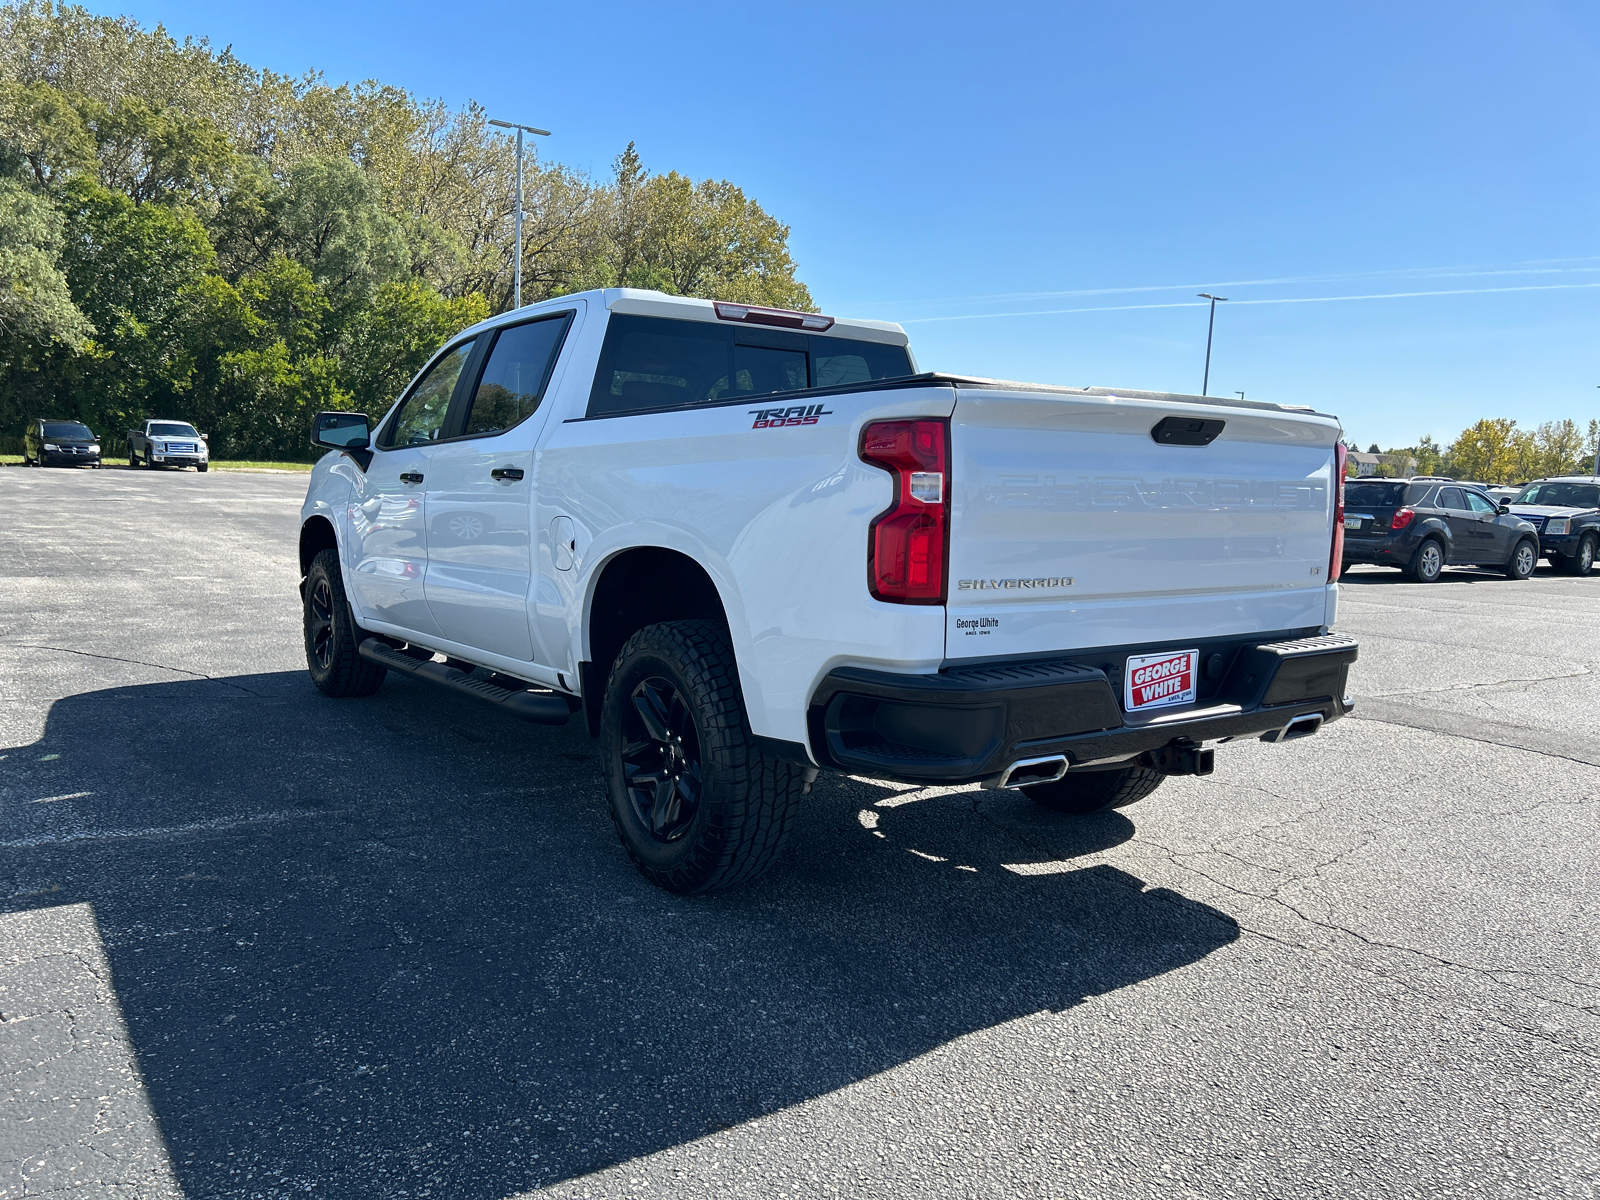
[399,472,424,484]
[491,467,525,481]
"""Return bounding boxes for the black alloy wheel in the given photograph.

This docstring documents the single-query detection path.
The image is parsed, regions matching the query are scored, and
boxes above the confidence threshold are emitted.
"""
[302,548,386,697]
[600,620,808,893]
[308,575,336,672]
[620,676,704,843]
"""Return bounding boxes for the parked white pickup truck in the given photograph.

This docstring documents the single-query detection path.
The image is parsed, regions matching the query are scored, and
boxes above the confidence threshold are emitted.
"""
[299,289,1358,892]
[128,420,209,470]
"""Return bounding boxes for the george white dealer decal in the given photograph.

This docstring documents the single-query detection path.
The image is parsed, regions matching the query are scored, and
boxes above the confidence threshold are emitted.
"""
[1124,649,1199,711]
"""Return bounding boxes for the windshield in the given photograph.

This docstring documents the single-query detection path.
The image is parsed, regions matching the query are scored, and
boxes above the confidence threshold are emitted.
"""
[1345,481,1429,507]
[150,422,199,438]
[1515,482,1600,508]
[42,422,94,439]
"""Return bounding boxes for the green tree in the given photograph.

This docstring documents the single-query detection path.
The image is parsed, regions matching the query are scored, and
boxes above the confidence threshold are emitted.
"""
[274,156,409,328]
[341,277,488,414]
[0,169,91,356]
[1445,418,1519,483]
[1530,418,1586,478]
[53,174,216,431]
[0,79,95,185]
[0,1,819,458]
[1412,435,1443,475]
[630,168,814,310]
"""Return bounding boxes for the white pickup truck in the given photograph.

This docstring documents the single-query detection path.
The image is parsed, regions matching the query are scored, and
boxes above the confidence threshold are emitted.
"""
[128,419,210,470]
[299,289,1358,893]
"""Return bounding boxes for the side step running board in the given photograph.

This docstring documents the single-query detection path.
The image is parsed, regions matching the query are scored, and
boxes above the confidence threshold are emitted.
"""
[358,639,573,726]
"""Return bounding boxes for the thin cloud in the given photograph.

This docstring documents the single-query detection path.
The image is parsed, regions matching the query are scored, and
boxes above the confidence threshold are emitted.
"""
[902,281,1600,323]
[867,255,1600,310]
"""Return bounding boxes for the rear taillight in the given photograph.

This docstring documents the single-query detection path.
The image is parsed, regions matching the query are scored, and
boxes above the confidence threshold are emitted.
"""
[1329,443,1347,582]
[861,419,949,604]
[1389,507,1416,531]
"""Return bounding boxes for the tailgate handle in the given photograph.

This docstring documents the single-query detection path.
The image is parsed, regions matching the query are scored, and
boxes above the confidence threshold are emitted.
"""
[1151,416,1225,446]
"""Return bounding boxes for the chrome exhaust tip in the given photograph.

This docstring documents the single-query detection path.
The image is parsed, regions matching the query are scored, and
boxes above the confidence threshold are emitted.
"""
[1261,712,1324,743]
[988,755,1069,790]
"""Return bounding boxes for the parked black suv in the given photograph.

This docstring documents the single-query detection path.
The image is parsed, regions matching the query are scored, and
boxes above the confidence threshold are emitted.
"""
[1507,476,1600,576]
[1341,478,1539,582]
[22,418,101,468]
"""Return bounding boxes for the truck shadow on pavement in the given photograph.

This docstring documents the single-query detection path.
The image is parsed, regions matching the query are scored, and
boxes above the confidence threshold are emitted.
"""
[2,670,1240,1199]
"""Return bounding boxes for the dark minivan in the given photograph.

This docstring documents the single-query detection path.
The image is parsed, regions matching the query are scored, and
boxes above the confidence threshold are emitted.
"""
[1341,478,1539,582]
[23,418,101,468]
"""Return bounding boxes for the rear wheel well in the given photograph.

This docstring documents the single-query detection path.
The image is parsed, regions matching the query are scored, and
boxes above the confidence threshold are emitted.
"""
[582,547,729,736]
[299,517,338,578]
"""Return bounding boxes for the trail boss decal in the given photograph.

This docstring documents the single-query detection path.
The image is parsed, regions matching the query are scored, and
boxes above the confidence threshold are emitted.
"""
[750,403,831,429]
[1124,648,1198,712]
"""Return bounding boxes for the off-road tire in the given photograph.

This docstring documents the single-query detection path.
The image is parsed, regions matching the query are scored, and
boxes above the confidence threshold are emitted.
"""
[303,549,386,698]
[600,619,806,894]
[1504,538,1537,580]
[1022,764,1166,815]
[1405,537,1445,582]
[1562,534,1596,577]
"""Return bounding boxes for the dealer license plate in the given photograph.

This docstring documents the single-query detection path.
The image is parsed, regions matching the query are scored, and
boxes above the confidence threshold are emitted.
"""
[1124,648,1199,712]
[1344,515,1362,529]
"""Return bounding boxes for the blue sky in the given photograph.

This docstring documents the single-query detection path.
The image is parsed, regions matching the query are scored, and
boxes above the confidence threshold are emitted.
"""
[100,0,1600,449]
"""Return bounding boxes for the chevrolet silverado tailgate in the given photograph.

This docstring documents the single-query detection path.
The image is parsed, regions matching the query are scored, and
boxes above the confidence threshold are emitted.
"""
[945,386,1341,661]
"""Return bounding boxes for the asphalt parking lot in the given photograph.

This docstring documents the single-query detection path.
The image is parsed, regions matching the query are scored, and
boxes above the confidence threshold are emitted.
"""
[2,464,1596,1200]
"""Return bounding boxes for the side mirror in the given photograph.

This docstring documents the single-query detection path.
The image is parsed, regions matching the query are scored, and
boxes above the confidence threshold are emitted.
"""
[1498,502,1511,514]
[200,432,209,442]
[312,411,371,451]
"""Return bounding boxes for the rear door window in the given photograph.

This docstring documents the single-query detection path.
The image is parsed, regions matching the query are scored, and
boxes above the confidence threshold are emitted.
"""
[587,315,913,418]
[1437,487,1468,510]
[383,340,475,448]
[461,314,572,437]
[1344,481,1408,507]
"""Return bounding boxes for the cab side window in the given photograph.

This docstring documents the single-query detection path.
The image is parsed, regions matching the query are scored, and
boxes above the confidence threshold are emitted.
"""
[1466,492,1498,515]
[382,340,475,448]
[461,314,572,438]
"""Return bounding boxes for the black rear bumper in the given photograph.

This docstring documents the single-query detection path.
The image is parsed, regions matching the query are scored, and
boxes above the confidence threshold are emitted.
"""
[808,633,1358,786]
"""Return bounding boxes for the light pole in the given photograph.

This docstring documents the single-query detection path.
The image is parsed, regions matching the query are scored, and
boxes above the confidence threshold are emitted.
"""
[488,118,551,310]
[1594,386,1599,477]
[1197,294,1228,396]
[1235,390,1245,401]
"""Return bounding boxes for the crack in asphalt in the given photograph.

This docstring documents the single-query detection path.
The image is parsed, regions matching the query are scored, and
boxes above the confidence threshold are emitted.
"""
[1349,699,1600,769]
[1132,832,1600,1030]
[953,768,1600,1061]
[1372,669,1594,699]
[2,643,269,697]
